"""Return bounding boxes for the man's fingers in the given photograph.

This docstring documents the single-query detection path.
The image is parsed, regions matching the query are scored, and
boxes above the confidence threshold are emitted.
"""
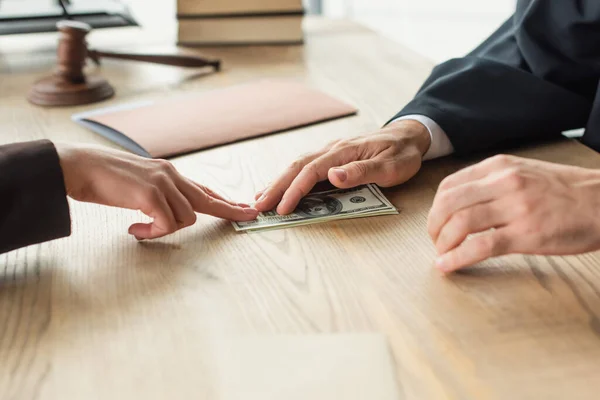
[428,181,496,241]
[428,167,524,242]
[129,188,178,240]
[434,200,511,255]
[255,151,326,212]
[435,228,513,273]
[253,181,272,201]
[254,189,266,201]
[275,148,359,215]
[437,154,518,192]
[327,157,405,188]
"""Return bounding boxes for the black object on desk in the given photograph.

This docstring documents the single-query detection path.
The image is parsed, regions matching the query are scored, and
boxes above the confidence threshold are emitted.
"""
[0,0,137,36]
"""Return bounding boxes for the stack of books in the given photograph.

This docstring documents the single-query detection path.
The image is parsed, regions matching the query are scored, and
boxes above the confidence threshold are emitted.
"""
[177,0,304,46]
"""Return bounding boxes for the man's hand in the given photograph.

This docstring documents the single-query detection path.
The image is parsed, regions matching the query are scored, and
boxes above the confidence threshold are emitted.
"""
[254,120,431,214]
[428,155,600,273]
[55,143,258,240]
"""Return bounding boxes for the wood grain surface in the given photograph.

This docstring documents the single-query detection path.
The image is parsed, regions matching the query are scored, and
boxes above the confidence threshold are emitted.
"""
[2,16,600,400]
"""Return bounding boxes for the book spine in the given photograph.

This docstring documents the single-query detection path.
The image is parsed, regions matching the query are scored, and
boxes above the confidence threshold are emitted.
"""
[177,10,305,19]
[178,40,304,47]
[176,0,304,17]
[176,11,305,46]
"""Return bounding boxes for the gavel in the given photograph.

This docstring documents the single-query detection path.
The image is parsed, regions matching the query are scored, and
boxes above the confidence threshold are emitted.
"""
[28,20,221,107]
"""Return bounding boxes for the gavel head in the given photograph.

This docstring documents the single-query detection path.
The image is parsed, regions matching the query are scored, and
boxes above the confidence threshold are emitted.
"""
[55,20,92,83]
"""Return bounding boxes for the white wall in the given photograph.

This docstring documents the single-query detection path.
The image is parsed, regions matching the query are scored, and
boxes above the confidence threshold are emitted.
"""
[322,0,516,62]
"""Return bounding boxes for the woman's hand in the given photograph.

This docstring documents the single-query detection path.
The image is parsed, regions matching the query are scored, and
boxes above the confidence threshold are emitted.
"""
[55,143,258,240]
[254,120,431,214]
[428,155,600,273]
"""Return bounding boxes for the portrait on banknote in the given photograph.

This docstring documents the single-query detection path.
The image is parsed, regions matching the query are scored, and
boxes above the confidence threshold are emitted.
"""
[296,195,343,218]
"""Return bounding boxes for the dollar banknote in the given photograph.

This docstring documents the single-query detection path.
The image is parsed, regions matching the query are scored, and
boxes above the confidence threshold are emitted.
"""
[232,184,398,232]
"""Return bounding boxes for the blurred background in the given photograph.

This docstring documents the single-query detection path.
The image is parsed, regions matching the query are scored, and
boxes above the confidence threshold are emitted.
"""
[312,0,515,62]
[1,0,516,62]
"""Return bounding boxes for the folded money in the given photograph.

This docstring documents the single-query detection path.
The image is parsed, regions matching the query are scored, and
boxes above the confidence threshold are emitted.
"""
[232,184,398,233]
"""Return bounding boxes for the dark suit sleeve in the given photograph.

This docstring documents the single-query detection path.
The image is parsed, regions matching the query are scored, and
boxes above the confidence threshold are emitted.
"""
[390,0,600,155]
[0,140,71,254]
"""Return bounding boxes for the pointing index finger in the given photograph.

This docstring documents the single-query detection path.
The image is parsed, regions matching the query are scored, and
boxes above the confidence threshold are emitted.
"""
[179,179,258,221]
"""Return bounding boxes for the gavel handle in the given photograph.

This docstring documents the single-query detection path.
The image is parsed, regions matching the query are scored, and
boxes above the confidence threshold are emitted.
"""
[88,49,221,71]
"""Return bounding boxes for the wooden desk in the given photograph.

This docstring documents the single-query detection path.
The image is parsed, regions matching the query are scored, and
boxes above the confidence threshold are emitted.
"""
[2,17,600,400]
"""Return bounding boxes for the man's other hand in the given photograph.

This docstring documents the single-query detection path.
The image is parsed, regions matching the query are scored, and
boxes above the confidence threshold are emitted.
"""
[428,155,600,273]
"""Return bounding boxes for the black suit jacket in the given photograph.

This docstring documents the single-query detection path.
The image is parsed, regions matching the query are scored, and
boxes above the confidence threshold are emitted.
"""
[391,0,600,155]
[0,140,71,254]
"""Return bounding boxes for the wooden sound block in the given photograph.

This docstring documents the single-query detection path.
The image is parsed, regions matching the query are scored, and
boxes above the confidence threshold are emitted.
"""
[28,75,115,107]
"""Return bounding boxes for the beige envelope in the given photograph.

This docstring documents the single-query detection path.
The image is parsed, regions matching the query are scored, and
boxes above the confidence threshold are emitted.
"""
[77,80,357,158]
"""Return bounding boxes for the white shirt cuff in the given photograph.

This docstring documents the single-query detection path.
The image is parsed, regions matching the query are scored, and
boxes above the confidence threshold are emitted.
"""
[391,115,454,160]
